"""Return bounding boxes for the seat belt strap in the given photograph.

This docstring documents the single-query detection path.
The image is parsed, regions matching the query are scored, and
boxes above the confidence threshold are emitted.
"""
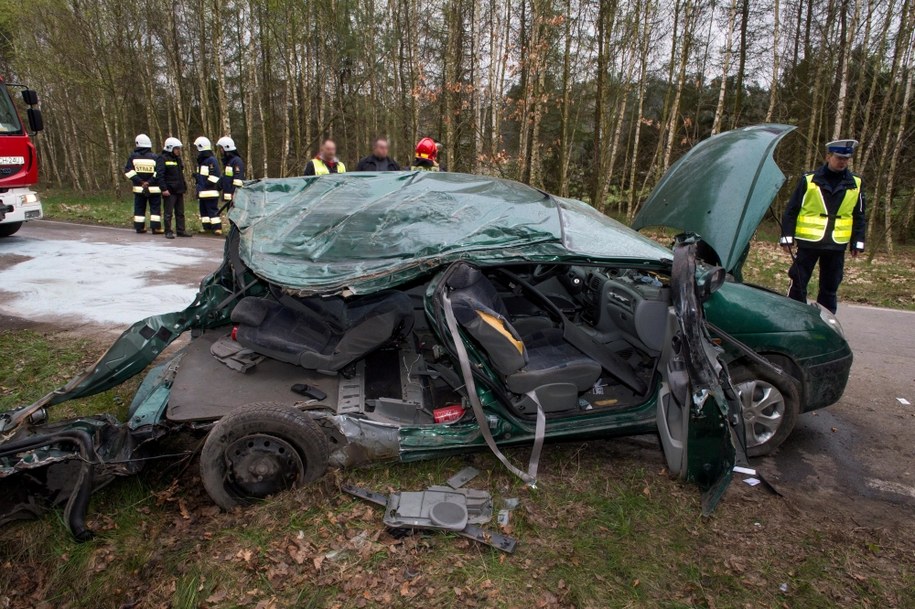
[442,291,544,487]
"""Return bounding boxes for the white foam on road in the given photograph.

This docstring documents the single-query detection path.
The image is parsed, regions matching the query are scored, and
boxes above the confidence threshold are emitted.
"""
[0,237,218,326]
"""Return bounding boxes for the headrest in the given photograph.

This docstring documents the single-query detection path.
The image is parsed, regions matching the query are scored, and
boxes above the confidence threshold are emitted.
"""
[447,263,484,290]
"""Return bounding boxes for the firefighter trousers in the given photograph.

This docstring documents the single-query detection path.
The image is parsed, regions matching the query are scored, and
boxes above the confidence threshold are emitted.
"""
[787,247,845,313]
[133,193,162,232]
[198,197,222,232]
[163,193,187,235]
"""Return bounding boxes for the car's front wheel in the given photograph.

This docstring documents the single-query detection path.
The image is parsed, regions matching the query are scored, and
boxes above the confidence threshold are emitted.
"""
[0,222,22,237]
[731,363,800,457]
[200,402,330,509]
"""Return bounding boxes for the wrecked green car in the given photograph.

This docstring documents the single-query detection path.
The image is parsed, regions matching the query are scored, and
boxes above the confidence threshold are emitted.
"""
[0,125,850,540]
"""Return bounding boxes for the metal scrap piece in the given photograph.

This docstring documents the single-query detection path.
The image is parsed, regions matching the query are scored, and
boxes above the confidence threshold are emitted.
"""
[446,466,480,489]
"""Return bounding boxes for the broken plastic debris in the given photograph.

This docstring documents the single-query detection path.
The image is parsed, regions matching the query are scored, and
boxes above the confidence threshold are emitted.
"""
[897,397,911,406]
[743,477,761,487]
[733,466,756,476]
[779,583,788,593]
[502,498,520,510]
[447,466,480,489]
[497,509,510,527]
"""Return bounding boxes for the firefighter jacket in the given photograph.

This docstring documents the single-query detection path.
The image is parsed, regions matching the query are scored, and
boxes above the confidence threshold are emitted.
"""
[220,152,245,201]
[195,151,221,199]
[124,148,163,194]
[160,150,187,195]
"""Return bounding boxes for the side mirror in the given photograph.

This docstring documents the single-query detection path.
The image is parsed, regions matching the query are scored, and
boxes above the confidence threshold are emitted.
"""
[21,89,39,106]
[27,108,43,133]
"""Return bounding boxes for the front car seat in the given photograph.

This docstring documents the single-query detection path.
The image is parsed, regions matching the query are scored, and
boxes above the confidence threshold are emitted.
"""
[447,265,601,413]
[231,290,414,374]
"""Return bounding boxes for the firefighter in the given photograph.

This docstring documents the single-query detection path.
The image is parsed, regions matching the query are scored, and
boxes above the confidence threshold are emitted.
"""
[780,139,865,313]
[193,136,223,235]
[216,136,245,207]
[123,134,164,233]
[410,137,440,171]
[303,139,346,175]
[160,137,191,239]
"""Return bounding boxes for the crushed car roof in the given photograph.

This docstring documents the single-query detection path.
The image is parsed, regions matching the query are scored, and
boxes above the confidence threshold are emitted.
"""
[230,172,671,295]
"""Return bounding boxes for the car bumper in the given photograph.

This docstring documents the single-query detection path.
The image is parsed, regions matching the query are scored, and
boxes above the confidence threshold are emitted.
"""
[0,192,43,224]
[798,348,853,412]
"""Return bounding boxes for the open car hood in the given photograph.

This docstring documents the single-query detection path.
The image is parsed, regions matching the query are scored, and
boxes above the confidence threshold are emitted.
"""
[632,124,795,275]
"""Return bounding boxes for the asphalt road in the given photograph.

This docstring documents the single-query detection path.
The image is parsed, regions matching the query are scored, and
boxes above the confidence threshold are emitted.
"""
[1,220,913,516]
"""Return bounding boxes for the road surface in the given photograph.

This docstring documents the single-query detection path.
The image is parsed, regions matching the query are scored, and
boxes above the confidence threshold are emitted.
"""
[1,220,913,518]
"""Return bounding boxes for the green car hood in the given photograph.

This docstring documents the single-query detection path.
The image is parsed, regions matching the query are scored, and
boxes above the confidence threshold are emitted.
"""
[632,124,795,274]
[230,172,671,295]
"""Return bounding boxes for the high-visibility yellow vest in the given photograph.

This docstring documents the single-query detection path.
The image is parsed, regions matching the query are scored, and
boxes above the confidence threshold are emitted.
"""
[795,174,861,244]
[410,164,440,172]
[311,158,346,175]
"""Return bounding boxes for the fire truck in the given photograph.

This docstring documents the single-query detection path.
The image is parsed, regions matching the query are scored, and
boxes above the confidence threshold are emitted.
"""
[0,77,43,237]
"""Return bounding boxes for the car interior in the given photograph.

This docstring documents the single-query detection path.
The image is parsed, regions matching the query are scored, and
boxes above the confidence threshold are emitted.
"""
[165,260,673,427]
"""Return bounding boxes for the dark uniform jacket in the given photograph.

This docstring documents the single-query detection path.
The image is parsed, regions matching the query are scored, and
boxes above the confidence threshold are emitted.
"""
[220,152,245,201]
[124,148,163,192]
[160,151,187,194]
[781,164,866,252]
[356,155,401,172]
[194,151,221,197]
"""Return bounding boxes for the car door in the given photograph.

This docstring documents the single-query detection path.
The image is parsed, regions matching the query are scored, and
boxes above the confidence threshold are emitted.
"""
[656,235,740,513]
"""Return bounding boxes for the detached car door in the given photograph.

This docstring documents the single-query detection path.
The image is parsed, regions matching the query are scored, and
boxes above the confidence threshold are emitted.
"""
[657,236,740,513]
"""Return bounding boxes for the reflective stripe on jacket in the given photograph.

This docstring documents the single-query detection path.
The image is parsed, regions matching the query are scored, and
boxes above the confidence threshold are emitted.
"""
[221,153,245,201]
[308,158,346,175]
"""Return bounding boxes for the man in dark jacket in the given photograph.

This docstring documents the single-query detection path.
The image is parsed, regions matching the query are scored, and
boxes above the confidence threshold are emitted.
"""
[123,134,164,233]
[780,139,865,313]
[193,136,223,235]
[356,138,400,172]
[160,137,191,239]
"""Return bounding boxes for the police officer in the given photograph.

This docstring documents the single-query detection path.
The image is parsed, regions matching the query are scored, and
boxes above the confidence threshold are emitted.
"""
[160,137,191,239]
[193,136,223,235]
[410,137,440,171]
[124,134,164,233]
[303,139,346,175]
[780,139,865,313]
[216,136,245,206]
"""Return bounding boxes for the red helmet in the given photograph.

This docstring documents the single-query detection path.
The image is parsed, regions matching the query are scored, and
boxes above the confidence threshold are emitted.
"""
[415,137,438,161]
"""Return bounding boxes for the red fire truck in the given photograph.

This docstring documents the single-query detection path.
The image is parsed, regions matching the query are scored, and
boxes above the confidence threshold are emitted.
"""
[0,77,44,237]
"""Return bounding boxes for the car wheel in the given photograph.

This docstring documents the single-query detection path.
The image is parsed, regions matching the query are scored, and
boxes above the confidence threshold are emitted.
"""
[730,363,800,457]
[0,222,22,237]
[200,402,330,510]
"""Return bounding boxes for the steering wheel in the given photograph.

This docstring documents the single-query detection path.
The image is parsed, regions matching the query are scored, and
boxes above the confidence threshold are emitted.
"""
[531,264,561,282]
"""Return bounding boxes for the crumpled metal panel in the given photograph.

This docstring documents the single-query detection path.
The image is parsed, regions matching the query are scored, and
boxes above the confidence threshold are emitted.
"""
[229,172,672,296]
[632,124,795,274]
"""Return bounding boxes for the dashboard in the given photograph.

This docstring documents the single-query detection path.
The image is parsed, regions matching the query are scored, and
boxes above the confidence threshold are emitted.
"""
[565,267,671,354]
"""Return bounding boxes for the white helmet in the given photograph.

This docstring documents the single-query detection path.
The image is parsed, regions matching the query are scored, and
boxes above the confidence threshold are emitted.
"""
[163,137,183,152]
[194,136,212,151]
[135,133,152,148]
[216,136,236,152]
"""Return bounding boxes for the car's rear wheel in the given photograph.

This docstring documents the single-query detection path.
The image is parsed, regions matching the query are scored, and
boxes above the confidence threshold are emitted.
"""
[731,363,800,457]
[0,222,22,237]
[200,402,330,509]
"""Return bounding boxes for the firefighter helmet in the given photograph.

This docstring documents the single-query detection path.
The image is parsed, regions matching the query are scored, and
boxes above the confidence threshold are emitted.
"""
[216,136,237,152]
[135,133,152,149]
[194,136,212,152]
[415,137,438,161]
[163,137,183,152]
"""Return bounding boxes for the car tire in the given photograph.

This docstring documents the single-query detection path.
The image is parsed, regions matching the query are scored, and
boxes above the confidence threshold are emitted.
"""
[730,363,800,457]
[200,402,330,510]
[0,222,22,237]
